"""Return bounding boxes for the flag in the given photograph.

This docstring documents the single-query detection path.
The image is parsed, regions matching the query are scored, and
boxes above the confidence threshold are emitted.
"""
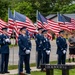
[14,11,36,33]
[0,19,12,36]
[47,19,61,35]
[37,11,60,35]
[8,8,14,29]
[36,11,52,39]
[58,13,70,31]
[58,13,75,30]
[0,19,7,33]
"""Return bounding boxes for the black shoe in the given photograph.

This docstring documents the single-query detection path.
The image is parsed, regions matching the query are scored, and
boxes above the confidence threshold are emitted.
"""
[72,58,74,62]
[0,72,5,74]
[68,58,71,63]
[37,67,41,69]
[5,71,10,73]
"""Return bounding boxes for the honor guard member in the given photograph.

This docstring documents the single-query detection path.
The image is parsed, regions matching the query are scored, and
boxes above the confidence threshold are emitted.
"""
[35,28,43,69]
[56,30,67,64]
[18,27,31,75]
[0,28,11,74]
[42,30,51,64]
[0,34,2,72]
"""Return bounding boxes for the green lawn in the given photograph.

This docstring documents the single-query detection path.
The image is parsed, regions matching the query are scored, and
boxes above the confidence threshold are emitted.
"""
[8,60,70,70]
[10,69,75,75]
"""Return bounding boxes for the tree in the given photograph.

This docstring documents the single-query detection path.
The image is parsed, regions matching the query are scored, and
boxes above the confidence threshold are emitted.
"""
[0,0,9,21]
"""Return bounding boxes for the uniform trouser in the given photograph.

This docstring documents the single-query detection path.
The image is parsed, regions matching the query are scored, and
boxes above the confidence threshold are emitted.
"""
[58,54,66,64]
[43,51,50,64]
[0,54,1,72]
[18,54,30,74]
[36,51,42,68]
[1,53,9,72]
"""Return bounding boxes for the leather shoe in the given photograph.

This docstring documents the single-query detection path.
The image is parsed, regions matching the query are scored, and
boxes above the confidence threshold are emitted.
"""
[20,72,25,75]
[5,71,10,73]
[0,72,5,74]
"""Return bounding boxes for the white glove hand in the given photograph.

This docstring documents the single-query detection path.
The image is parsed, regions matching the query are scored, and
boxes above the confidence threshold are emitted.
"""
[46,50,50,55]
[63,50,66,54]
[5,38,10,42]
[25,50,30,54]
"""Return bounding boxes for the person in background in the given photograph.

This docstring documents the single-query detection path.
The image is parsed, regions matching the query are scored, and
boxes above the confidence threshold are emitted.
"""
[68,33,75,62]
[56,30,67,64]
[35,28,43,69]
[18,27,31,75]
[42,30,51,64]
[0,28,11,74]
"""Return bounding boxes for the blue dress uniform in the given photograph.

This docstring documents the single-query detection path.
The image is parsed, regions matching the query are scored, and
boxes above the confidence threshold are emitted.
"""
[18,33,31,74]
[35,28,43,68]
[42,30,51,64]
[56,31,67,64]
[0,33,11,73]
[0,35,1,72]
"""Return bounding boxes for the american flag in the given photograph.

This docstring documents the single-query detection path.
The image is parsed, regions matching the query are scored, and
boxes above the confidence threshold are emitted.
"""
[61,14,75,30]
[58,13,71,31]
[14,11,37,33]
[47,19,61,35]
[0,19,12,36]
[8,9,17,37]
[0,19,7,33]
[36,11,52,40]
[0,19,7,29]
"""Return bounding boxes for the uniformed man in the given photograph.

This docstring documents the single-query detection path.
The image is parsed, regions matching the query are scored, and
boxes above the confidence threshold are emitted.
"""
[42,30,51,64]
[56,30,67,64]
[0,28,11,74]
[18,27,31,75]
[0,34,1,72]
[68,32,75,62]
[35,28,43,69]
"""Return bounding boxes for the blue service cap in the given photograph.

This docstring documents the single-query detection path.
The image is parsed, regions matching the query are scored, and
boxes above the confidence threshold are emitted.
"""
[59,30,64,34]
[38,28,43,31]
[20,26,27,31]
[42,30,48,34]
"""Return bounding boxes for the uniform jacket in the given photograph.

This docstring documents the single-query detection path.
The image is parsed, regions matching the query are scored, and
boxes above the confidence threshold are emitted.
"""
[56,36,67,55]
[18,34,31,55]
[35,34,43,51]
[0,34,11,54]
[42,36,51,51]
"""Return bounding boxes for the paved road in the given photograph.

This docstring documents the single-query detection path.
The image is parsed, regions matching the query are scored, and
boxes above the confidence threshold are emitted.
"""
[9,40,69,65]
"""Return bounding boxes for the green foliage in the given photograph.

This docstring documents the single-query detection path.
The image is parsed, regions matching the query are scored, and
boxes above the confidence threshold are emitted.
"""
[61,4,75,13]
[0,0,75,22]
[0,0,9,21]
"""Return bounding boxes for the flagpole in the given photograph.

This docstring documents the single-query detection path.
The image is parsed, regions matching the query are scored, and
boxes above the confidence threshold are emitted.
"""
[12,10,15,66]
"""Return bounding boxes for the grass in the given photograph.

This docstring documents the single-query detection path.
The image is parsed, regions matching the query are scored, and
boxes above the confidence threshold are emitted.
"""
[8,61,57,70]
[8,59,70,70]
[10,69,75,75]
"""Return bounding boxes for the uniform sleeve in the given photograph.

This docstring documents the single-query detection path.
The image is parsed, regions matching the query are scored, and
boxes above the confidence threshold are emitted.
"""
[18,36,26,51]
[35,35,39,46]
[0,36,5,45]
[0,37,3,45]
[56,38,63,50]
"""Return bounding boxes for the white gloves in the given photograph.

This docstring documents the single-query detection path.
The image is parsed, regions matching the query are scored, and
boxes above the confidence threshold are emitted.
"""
[63,50,66,54]
[25,50,30,54]
[5,38,10,42]
[46,50,50,55]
